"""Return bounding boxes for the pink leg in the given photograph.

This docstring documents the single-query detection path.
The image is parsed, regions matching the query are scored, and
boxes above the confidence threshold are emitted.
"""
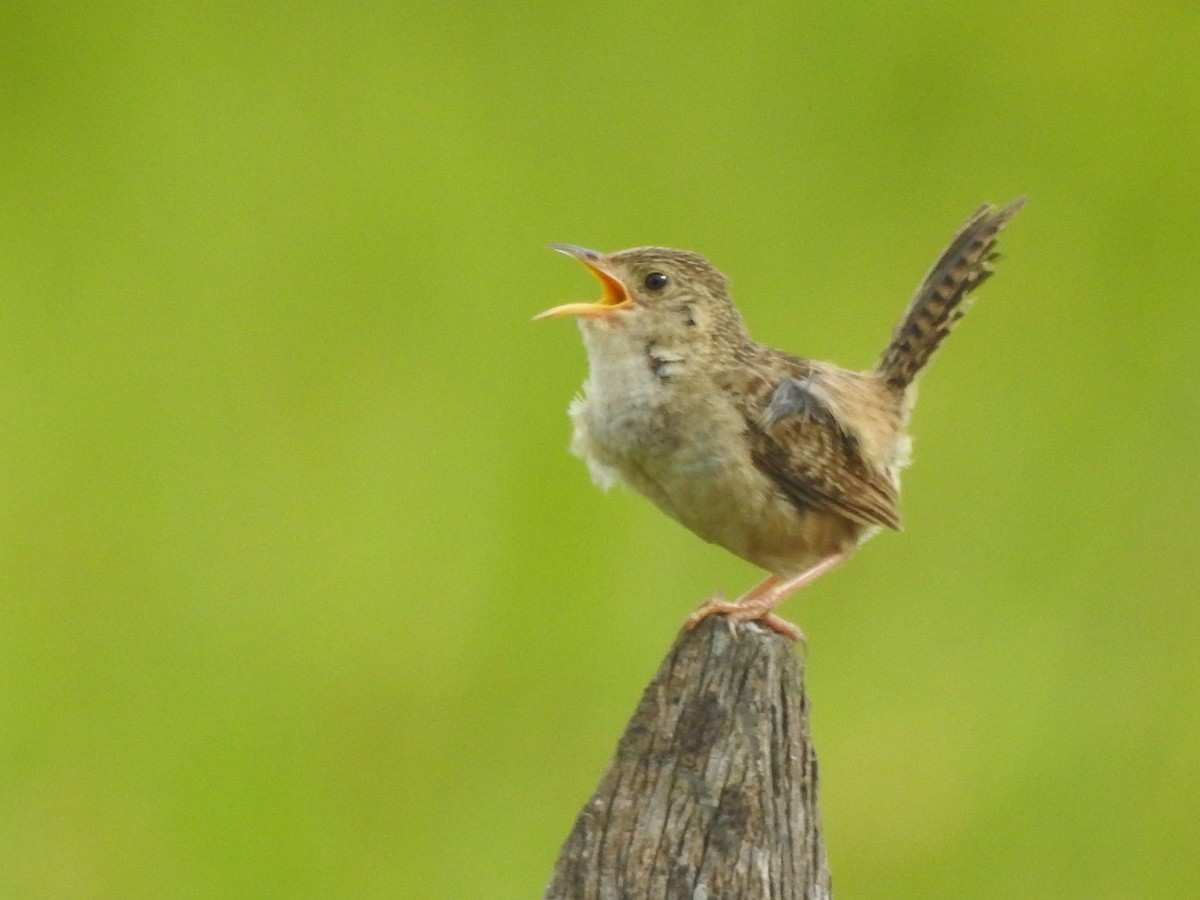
[683,548,854,643]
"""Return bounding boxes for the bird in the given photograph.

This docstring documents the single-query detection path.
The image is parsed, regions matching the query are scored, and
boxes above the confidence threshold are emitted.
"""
[535,199,1024,642]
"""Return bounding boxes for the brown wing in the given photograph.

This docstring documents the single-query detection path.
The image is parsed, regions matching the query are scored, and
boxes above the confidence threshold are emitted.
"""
[746,370,903,531]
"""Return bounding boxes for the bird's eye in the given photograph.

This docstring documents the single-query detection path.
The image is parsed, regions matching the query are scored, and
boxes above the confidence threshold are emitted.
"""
[644,272,669,291]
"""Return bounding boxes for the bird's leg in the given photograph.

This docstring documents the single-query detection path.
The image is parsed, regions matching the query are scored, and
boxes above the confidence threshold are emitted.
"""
[683,548,855,643]
[684,575,807,642]
[685,576,778,635]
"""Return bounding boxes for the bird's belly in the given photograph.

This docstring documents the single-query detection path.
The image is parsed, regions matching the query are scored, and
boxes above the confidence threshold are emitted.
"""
[661,457,858,575]
[571,392,858,575]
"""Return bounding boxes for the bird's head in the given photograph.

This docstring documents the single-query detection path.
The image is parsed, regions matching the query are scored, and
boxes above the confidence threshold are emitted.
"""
[536,244,748,350]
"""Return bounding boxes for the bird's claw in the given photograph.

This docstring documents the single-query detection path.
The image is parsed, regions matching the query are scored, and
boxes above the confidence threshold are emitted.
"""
[683,596,806,646]
[683,594,739,634]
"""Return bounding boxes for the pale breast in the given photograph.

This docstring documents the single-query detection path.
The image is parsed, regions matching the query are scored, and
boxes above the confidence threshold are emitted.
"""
[568,348,832,572]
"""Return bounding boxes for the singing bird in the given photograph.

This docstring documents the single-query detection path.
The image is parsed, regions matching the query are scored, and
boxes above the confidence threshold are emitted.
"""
[536,199,1024,642]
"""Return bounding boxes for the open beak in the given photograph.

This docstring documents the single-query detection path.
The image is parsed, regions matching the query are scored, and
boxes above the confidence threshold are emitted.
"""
[534,244,631,320]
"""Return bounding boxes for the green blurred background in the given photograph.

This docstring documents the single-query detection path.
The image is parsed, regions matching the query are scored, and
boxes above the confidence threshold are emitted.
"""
[2,2,1197,897]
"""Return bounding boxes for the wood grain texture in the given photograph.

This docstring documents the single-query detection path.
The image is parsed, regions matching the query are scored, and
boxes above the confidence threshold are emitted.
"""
[544,617,831,900]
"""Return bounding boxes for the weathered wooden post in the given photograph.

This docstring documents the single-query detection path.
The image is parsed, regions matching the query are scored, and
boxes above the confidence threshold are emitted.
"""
[544,616,831,899]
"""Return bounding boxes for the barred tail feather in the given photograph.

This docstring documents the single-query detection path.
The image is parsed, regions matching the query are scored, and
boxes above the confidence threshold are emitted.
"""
[876,197,1025,390]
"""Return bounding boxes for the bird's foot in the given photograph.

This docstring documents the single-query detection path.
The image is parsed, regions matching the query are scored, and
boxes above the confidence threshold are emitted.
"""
[683,595,806,645]
[683,594,740,634]
[760,612,806,646]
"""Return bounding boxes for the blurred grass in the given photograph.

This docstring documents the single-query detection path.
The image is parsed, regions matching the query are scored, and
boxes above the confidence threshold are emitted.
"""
[1,1,1198,897]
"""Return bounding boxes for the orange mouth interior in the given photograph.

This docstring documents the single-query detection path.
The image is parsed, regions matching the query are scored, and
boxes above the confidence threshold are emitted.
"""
[534,259,630,320]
